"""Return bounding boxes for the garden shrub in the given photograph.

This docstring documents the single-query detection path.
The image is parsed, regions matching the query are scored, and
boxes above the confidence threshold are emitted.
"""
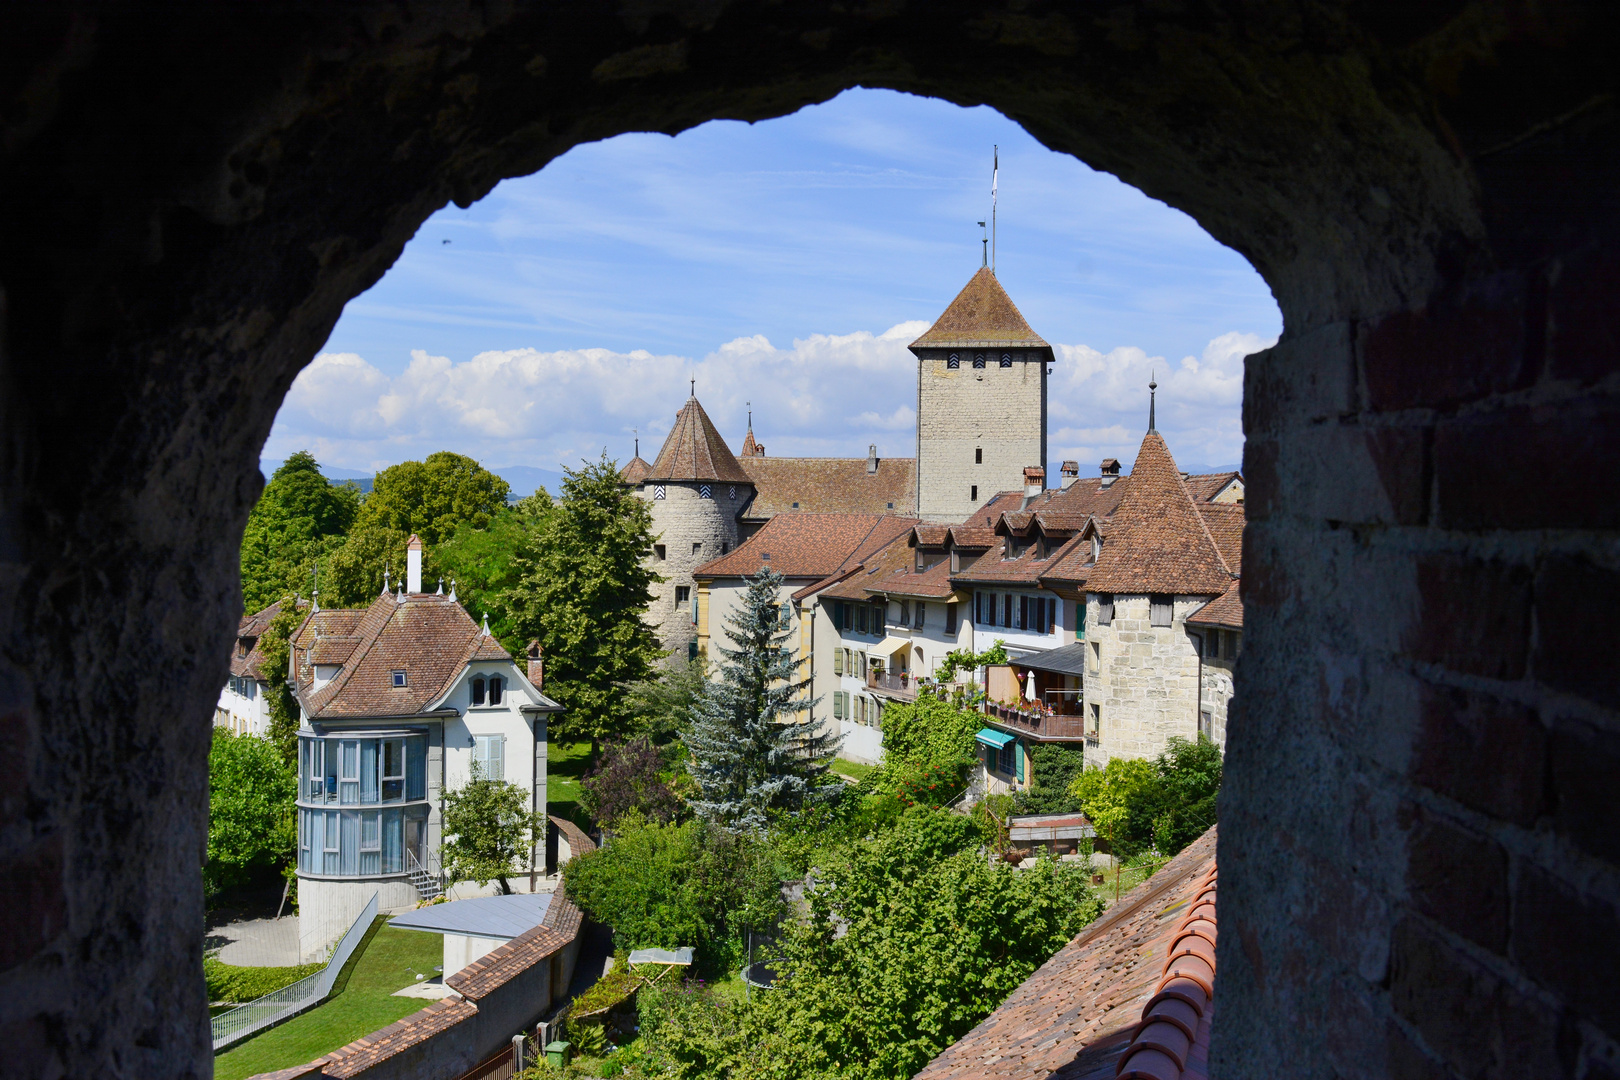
[1067,736,1221,857]
[1012,744,1086,816]
[203,956,322,1003]
[580,737,684,829]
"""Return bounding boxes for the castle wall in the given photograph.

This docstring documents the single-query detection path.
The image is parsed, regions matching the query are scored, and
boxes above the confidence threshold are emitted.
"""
[1084,593,1207,768]
[640,481,745,662]
[914,351,1047,521]
[1197,641,1237,748]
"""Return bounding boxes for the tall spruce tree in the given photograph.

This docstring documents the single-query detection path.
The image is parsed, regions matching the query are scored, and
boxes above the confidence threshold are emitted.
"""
[682,567,838,831]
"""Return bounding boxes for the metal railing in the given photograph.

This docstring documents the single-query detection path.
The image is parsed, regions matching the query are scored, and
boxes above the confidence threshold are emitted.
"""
[211,890,379,1052]
[866,670,919,699]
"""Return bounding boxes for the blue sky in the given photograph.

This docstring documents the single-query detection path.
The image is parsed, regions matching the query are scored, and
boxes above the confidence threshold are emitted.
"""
[266,88,1280,486]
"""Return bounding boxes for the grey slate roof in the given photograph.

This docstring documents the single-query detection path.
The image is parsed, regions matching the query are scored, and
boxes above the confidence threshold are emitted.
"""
[389,892,553,940]
[1010,641,1090,677]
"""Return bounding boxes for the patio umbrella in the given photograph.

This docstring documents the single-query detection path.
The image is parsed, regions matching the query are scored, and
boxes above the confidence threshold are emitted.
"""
[1025,668,1037,702]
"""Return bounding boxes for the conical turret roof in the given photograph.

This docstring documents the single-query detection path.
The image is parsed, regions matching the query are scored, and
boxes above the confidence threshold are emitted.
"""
[647,396,754,485]
[1085,431,1234,596]
[909,268,1051,352]
[620,456,654,484]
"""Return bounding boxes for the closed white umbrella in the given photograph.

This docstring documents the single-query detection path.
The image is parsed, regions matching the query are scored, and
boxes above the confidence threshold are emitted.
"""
[1025,668,1037,702]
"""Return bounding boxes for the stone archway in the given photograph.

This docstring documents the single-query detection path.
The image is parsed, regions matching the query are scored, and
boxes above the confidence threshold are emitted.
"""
[1,4,1615,1077]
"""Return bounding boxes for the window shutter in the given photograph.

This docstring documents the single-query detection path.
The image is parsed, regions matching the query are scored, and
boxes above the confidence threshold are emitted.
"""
[1020,595,1028,630]
[946,602,957,635]
[1015,742,1026,784]
[834,650,844,675]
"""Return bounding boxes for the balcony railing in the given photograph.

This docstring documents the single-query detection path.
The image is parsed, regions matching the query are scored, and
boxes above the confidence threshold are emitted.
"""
[867,670,919,700]
[984,699,1091,740]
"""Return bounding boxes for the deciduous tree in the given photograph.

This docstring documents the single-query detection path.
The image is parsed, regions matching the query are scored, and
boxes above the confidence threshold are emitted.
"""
[206,729,296,896]
[240,451,359,611]
[440,764,544,895]
[507,454,662,747]
[352,451,511,545]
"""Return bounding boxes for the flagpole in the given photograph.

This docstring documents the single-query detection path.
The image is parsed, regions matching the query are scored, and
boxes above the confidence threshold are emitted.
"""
[992,145,998,274]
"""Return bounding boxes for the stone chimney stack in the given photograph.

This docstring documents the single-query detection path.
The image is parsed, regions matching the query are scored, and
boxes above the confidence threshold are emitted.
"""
[1023,465,1045,499]
[406,534,423,593]
[1061,461,1080,489]
[1099,458,1122,489]
[867,444,878,474]
[526,640,544,691]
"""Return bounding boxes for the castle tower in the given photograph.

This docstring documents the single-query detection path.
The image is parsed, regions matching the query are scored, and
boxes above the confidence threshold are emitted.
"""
[908,268,1052,522]
[637,392,754,661]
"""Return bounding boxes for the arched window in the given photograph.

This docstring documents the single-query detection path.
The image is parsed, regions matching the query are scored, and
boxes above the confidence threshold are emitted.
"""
[972,353,986,369]
[947,352,960,369]
[488,675,504,705]
[470,676,486,705]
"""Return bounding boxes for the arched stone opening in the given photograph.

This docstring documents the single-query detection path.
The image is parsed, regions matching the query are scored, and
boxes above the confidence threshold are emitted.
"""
[1,4,1615,1077]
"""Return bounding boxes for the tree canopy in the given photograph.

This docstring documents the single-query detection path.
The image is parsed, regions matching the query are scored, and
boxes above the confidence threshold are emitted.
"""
[1068,736,1221,856]
[682,567,838,831]
[240,452,359,611]
[427,494,552,655]
[206,728,296,896]
[440,764,544,894]
[507,454,662,746]
[352,451,511,545]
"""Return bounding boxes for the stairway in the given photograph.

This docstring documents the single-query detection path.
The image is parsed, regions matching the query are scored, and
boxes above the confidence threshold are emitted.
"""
[406,851,445,902]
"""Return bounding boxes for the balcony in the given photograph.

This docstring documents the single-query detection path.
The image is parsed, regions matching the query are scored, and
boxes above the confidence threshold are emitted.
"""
[984,699,1091,741]
[867,670,919,701]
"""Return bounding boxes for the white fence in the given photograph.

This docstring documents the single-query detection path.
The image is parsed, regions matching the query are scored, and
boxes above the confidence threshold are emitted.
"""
[211,890,379,1052]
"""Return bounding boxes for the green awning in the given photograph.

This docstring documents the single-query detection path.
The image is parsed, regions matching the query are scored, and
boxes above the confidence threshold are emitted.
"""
[975,728,1014,749]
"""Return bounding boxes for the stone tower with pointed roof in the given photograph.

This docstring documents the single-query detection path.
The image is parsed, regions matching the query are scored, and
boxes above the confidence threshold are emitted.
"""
[909,267,1053,522]
[635,393,756,661]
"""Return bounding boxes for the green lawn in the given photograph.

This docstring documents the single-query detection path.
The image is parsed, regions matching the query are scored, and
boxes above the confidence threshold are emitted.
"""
[547,741,596,829]
[830,758,876,783]
[213,921,442,1080]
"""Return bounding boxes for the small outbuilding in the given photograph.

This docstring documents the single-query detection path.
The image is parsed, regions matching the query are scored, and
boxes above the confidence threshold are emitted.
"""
[390,891,554,976]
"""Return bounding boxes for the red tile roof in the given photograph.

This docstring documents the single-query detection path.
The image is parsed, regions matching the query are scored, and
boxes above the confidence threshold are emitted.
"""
[1084,433,1233,596]
[909,268,1052,351]
[294,593,516,719]
[1195,502,1244,576]
[814,533,959,601]
[915,827,1218,1080]
[232,598,306,681]
[738,455,916,520]
[1185,579,1242,630]
[646,396,753,484]
[695,513,917,580]
[620,456,653,484]
[952,535,1084,587]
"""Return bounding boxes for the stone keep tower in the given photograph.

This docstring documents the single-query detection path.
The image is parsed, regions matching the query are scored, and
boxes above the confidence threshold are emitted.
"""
[637,393,754,661]
[909,268,1052,522]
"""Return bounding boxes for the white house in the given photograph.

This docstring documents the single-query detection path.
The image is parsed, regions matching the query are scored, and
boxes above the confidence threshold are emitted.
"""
[215,600,300,737]
[288,535,563,961]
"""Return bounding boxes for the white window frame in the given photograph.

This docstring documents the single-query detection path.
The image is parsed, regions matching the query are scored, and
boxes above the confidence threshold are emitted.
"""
[473,734,505,782]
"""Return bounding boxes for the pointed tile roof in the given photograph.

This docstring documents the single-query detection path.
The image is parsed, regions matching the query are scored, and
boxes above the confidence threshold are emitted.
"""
[908,268,1052,353]
[646,396,754,484]
[1085,431,1234,596]
[620,456,653,484]
[740,425,764,457]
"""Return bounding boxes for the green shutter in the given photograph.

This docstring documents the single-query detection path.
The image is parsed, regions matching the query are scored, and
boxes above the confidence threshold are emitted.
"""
[1015,742,1026,784]
[834,649,844,675]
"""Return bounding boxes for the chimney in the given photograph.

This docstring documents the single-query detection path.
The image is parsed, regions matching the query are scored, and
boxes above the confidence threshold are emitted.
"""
[1060,460,1080,489]
[406,534,423,593]
[1023,465,1045,499]
[1099,458,1122,489]
[867,444,878,474]
[526,640,544,691]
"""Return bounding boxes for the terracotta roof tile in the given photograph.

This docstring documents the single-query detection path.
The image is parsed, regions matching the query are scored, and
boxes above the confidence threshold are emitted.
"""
[306,637,360,665]
[315,997,479,1078]
[952,535,1083,587]
[914,524,950,547]
[1185,579,1242,630]
[1196,503,1244,576]
[738,456,915,519]
[909,268,1052,351]
[232,598,306,680]
[620,456,653,484]
[815,533,959,601]
[1184,471,1242,502]
[297,594,493,719]
[646,396,753,484]
[695,513,917,580]
[914,827,1218,1080]
[1085,433,1233,596]
[947,525,999,549]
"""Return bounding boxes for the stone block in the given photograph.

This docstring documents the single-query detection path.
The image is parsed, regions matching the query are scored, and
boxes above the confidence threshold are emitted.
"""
[1549,244,1620,385]
[1533,555,1620,706]
[1406,554,1531,681]
[1361,275,1534,411]
[1411,684,1546,828]
[1435,398,1620,530]
[1399,802,1510,954]
[1512,863,1620,1041]
[1547,721,1620,866]
[1388,917,1564,1080]
[1243,320,1356,433]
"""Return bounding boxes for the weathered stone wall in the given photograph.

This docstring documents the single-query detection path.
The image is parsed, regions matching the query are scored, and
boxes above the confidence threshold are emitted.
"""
[1,4,1615,1077]
[1085,594,1205,767]
[1197,642,1236,749]
[916,353,1046,521]
[641,482,745,662]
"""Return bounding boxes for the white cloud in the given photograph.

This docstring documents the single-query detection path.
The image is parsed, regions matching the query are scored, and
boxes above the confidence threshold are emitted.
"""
[265,325,1272,477]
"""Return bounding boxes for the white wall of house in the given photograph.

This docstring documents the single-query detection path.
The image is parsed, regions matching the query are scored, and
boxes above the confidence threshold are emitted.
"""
[968,588,1068,657]
[215,677,271,737]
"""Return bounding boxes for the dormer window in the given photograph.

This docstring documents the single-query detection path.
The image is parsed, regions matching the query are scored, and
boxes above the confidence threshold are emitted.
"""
[471,675,486,705]
[391,669,407,688]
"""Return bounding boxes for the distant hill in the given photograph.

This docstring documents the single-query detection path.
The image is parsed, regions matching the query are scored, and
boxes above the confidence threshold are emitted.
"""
[259,460,566,502]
